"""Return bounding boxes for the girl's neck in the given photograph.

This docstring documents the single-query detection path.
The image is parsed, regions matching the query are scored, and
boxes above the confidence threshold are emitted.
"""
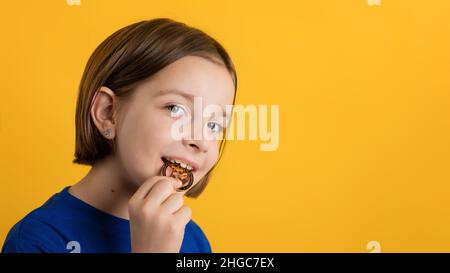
[69,155,136,220]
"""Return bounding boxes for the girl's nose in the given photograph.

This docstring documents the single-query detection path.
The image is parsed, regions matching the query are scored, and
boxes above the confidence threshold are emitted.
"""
[182,138,208,153]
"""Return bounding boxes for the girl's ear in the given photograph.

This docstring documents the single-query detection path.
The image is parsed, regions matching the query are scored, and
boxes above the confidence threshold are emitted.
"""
[90,86,118,140]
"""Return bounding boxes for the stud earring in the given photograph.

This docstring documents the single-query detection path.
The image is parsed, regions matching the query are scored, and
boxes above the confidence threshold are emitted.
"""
[104,128,112,138]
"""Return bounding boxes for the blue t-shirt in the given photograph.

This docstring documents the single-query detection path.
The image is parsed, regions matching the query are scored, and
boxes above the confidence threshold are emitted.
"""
[2,186,212,253]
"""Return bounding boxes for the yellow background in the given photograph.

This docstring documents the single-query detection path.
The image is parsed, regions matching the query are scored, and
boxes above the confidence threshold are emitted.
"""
[1,0,449,252]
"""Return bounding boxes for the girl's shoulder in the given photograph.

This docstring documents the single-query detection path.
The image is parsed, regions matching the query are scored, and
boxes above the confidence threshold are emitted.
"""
[1,188,74,253]
[183,219,212,253]
[2,207,67,253]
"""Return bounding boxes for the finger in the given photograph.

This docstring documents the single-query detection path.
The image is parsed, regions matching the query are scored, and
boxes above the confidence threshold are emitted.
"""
[161,193,184,214]
[144,178,181,205]
[173,205,192,226]
[132,176,180,202]
[131,176,162,201]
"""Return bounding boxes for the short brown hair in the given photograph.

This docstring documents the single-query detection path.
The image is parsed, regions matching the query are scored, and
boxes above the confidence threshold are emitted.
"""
[73,18,237,198]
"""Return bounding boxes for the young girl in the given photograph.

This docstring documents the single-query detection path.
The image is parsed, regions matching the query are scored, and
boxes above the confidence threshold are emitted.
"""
[2,18,237,253]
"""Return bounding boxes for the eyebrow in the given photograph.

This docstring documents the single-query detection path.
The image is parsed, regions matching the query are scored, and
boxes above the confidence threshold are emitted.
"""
[153,88,196,102]
[154,88,230,118]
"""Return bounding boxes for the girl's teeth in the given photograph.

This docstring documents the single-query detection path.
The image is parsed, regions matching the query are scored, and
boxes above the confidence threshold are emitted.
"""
[165,157,193,171]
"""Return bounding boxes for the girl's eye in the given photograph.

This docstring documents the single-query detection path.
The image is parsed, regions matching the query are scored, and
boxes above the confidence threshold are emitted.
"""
[166,105,186,117]
[207,122,223,133]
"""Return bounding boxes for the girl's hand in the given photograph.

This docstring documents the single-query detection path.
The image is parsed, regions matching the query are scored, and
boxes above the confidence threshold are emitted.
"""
[128,176,192,253]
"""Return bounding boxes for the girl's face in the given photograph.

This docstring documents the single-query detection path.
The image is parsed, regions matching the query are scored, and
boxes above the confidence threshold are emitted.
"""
[113,56,235,192]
